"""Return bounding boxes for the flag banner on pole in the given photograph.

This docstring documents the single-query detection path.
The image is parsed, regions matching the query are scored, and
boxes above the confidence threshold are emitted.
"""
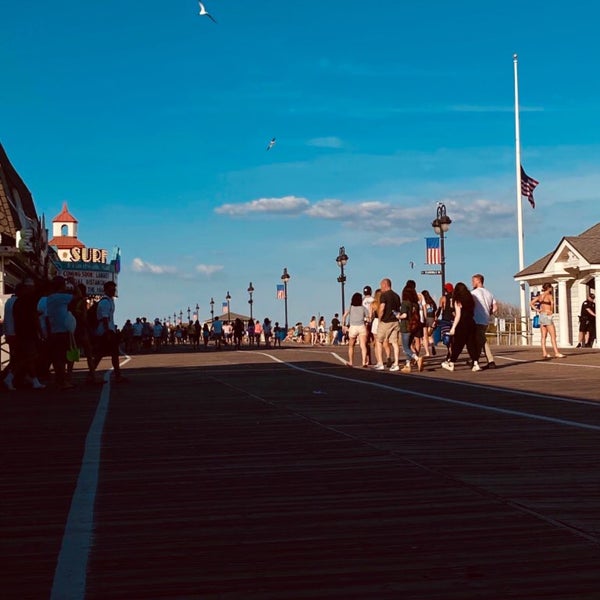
[222,301,228,313]
[276,284,286,299]
[425,237,441,265]
[521,166,539,209]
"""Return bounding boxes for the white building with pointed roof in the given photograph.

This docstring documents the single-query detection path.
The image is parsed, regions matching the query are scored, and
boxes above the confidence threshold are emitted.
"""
[514,224,599,347]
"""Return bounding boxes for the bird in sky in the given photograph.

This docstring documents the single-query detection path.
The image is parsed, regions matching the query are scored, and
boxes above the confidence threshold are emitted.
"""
[266,137,276,151]
[198,2,217,23]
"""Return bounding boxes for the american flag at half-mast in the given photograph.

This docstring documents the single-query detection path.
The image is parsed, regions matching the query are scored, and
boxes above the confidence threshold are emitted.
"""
[521,165,539,209]
[425,237,441,265]
[276,284,286,300]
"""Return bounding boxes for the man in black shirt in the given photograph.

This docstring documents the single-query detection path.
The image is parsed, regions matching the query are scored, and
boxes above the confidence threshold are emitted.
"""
[577,290,596,348]
[374,278,401,371]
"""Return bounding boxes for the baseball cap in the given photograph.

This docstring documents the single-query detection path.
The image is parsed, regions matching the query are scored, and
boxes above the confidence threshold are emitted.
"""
[444,283,454,293]
[363,286,372,295]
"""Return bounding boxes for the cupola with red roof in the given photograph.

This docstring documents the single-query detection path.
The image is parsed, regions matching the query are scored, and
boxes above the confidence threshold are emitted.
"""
[48,202,86,261]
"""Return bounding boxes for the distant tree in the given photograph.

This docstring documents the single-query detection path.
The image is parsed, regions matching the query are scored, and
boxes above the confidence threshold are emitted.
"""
[496,300,521,319]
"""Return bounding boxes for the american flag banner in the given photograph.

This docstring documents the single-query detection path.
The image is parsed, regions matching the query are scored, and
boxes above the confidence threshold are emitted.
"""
[276,284,286,300]
[221,301,228,314]
[425,237,441,265]
[521,166,539,209]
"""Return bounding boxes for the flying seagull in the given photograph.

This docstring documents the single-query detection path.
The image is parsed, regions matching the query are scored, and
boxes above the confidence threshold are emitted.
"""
[198,2,217,23]
[266,137,276,151]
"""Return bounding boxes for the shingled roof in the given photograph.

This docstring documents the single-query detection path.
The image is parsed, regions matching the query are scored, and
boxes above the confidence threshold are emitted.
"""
[515,223,600,278]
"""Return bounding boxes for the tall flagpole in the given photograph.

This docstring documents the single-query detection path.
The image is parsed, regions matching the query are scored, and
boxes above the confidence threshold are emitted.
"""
[514,53,528,345]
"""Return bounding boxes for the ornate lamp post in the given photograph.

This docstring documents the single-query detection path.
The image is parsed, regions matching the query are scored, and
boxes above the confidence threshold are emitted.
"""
[179,310,183,324]
[281,268,290,331]
[247,282,254,320]
[195,303,199,321]
[431,202,452,295]
[210,297,214,322]
[225,291,231,322]
[173,312,176,324]
[336,246,349,316]
[187,306,191,322]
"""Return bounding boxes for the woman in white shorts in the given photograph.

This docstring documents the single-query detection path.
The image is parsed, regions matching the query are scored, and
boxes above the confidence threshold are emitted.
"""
[530,282,565,359]
[342,292,369,367]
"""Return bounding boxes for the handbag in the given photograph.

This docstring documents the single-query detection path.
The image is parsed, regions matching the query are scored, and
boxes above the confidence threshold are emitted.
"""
[532,314,540,329]
[66,332,81,362]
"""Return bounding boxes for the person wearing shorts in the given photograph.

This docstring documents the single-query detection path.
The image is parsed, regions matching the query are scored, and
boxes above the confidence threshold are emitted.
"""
[374,278,401,371]
[342,292,369,367]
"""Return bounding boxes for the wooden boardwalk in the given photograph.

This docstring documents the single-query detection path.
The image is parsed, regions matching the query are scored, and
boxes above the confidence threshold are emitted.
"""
[2,345,599,599]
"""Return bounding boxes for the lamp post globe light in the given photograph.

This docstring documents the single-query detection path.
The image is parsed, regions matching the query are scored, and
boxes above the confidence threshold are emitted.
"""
[210,297,214,321]
[336,246,349,316]
[226,291,231,322]
[281,267,290,332]
[431,202,452,295]
[247,282,254,320]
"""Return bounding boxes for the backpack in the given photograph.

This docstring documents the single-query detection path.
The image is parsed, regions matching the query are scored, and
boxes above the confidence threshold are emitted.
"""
[408,303,421,334]
[86,300,100,332]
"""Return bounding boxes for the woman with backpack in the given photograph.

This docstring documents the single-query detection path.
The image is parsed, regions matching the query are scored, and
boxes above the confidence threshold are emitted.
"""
[399,286,424,373]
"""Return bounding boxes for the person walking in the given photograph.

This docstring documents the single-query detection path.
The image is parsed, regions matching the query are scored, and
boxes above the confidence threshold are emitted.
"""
[342,292,369,367]
[471,273,498,368]
[441,282,481,372]
[92,280,127,382]
[374,278,401,371]
[530,283,565,359]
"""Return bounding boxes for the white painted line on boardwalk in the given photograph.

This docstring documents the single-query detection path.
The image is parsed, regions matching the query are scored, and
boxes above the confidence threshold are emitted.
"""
[497,354,600,369]
[252,352,600,433]
[51,355,131,600]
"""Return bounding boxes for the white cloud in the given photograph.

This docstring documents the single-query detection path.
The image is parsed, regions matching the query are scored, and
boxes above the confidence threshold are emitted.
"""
[195,264,224,276]
[372,237,419,247]
[215,195,310,216]
[307,136,344,149]
[131,258,178,275]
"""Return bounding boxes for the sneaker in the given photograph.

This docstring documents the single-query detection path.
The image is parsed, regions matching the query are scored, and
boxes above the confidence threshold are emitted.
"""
[472,362,481,372]
[373,364,385,371]
[487,361,496,369]
[401,364,411,373]
[417,356,424,372]
[576,343,582,348]
[32,378,46,389]
[389,364,400,372]
[441,361,454,372]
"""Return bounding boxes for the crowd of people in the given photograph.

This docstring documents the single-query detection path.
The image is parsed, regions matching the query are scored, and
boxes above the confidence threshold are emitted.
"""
[119,316,288,353]
[2,276,126,391]
[328,274,500,373]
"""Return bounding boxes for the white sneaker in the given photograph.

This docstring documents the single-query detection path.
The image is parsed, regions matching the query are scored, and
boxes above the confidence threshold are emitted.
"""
[472,362,481,372]
[373,363,385,371]
[389,364,400,372]
[441,361,454,372]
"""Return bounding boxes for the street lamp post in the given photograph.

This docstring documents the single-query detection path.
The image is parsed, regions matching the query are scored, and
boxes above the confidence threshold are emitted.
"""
[179,310,183,324]
[210,297,214,322]
[173,312,176,324]
[187,306,191,322]
[195,303,199,321]
[336,246,349,316]
[281,268,290,332]
[431,202,452,295]
[226,291,231,322]
[247,282,254,320]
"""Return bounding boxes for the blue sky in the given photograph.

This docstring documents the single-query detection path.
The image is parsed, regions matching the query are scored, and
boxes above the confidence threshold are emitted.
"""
[2,1,599,326]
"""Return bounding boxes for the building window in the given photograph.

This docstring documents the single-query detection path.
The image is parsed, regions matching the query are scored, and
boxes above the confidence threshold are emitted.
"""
[61,224,68,236]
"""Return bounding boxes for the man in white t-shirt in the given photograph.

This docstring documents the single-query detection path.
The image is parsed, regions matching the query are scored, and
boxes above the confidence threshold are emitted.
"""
[93,280,126,382]
[471,273,498,369]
